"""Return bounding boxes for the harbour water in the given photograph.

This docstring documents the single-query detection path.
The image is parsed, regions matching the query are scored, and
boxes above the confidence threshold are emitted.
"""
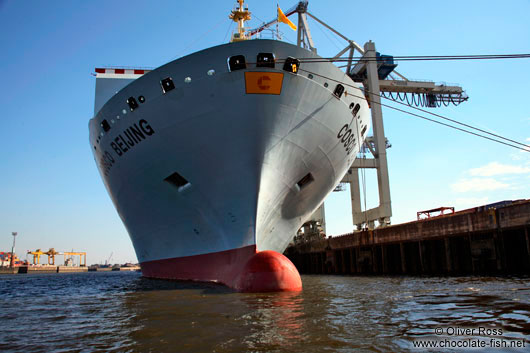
[0,272,528,352]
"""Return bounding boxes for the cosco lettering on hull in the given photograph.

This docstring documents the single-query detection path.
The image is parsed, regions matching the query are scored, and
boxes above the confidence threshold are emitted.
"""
[337,124,357,155]
[336,103,362,155]
[98,151,116,177]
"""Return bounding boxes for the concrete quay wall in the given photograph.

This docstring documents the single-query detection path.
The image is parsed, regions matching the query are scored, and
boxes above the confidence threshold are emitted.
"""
[285,200,530,275]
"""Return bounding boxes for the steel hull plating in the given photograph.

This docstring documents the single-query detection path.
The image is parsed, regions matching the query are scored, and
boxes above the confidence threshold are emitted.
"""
[89,40,370,288]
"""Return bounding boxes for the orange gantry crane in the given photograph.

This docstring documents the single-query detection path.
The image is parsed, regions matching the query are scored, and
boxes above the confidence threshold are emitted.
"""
[27,249,46,265]
[27,249,86,266]
[45,248,60,265]
[63,252,87,267]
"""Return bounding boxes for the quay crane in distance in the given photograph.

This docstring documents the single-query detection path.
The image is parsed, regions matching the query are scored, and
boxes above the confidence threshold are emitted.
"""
[27,249,46,265]
[63,251,87,267]
[44,248,60,265]
[105,252,113,266]
[26,248,87,266]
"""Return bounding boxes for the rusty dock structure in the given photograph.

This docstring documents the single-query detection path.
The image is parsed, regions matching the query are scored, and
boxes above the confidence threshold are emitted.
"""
[285,200,530,275]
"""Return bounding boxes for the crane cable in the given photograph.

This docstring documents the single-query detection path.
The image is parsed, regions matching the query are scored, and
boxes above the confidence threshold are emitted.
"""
[297,68,530,153]
[290,54,530,64]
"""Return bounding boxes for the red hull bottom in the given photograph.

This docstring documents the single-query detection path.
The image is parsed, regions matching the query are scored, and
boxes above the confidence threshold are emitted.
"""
[140,245,302,292]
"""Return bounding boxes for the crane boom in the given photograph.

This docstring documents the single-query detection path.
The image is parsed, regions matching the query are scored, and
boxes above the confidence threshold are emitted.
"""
[106,252,113,266]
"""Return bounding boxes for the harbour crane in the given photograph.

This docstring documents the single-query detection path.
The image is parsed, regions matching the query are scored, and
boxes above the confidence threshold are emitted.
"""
[252,1,468,230]
[44,248,60,265]
[63,252,87,267]
[27,249,86,266]
[27,249,45,265]
[105,252,113,266]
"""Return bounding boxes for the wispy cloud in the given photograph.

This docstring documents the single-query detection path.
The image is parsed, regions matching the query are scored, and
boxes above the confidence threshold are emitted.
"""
[451,178,509,192]
[468,162,530,177]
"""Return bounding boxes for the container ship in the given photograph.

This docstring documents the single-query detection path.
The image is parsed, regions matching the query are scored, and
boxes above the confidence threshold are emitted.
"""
[89,1,370,292]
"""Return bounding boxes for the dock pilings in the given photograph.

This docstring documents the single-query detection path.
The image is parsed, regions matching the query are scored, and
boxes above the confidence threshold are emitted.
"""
[285,201,530,275]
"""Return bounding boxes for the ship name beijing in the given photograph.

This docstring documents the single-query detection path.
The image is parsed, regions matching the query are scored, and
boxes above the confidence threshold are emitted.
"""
[110,119,155,157]
[98,119,156,176]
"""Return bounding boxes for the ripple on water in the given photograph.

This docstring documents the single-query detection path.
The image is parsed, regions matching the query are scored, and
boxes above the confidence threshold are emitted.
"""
[0,273,528,352]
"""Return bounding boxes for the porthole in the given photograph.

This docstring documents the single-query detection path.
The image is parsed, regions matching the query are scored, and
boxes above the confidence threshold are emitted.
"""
[283,57,300,74]
[184,77,191,83]
[127,97,139,111]
[138,96,146,103]
[352,103,360,117]
[228,55,246,71]
[257,53,275,68]
[207,69,215,76]
[100,119,110,132]
[324,82,329,88]
[161,77,175,93]
[333,84,345,98]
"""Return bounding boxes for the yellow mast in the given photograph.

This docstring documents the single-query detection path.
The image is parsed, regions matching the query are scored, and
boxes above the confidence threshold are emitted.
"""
[229,0,251,42]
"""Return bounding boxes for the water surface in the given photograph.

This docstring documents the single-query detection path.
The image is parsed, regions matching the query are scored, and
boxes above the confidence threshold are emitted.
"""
[0,272,528,352]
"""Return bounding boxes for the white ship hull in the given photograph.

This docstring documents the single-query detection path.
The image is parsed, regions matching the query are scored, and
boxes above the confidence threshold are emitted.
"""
[89,39,369,290]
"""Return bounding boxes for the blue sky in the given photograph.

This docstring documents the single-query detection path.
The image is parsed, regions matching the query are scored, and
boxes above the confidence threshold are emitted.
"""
[1,0,529,265]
